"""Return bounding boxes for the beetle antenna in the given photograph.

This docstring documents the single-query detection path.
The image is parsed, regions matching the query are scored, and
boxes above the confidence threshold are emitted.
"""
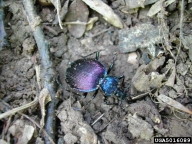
[80,50,102,59]
[56,74,63,88]
[107,53,117,74]
[124,82,132,93]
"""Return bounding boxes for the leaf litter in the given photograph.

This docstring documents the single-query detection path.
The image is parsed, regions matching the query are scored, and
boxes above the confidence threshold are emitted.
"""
[0,0,192,143]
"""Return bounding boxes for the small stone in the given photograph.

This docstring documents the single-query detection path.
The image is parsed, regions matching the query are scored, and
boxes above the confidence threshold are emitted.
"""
[118,23,168,53]
[65,0,89,38]
[168,89,177,99]
[127,114,153,140]
[176,63,188,76]
[64,133,78,144]
[81,38,94,49]
[26,68,35,79]
[22,37,36,58]
[111,1,120,9]
[124,0,158,9]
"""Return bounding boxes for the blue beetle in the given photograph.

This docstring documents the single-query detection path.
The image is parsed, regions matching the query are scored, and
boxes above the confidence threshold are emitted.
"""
[65,51,128,103]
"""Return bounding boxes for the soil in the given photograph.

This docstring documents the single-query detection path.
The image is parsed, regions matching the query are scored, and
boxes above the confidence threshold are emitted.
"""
[0,0,192,144]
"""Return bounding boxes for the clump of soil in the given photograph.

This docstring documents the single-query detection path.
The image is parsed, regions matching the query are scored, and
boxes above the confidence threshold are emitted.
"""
[0,0,192,143]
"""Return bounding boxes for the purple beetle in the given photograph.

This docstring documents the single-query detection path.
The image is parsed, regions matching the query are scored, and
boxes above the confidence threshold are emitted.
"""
[65,51,128,103]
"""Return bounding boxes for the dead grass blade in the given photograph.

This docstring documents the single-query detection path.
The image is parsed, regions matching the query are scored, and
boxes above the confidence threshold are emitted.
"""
[0,97,38,119]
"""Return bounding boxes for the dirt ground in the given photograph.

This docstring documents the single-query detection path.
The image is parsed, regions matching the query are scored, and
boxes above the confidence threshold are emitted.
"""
[0,0,192,144]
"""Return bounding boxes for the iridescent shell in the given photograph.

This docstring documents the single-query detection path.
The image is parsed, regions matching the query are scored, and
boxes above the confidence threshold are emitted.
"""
[66,59,107,92]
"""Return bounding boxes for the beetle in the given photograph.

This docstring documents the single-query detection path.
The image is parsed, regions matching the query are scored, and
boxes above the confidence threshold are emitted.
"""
[65,51,129,104]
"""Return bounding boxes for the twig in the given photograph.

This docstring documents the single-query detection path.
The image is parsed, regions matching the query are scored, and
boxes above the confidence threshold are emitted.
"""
[91,113,105,126]
[131,89,154,100]
[63,20,87,25]
[175,0,184,64]
[159,0,176,61]
[174,0,188,96]
[22,0,59,143]
[43,24,59,36]
[0,0,9,50]
[1,116,12,139]
[96,118,115,134]
[56,0,63,29]
[90,28,112,38]
[1,101,55,144]
[53,0,69,25]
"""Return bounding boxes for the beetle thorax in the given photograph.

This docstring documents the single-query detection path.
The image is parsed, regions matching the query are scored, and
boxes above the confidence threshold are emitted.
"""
[99,76,119,97]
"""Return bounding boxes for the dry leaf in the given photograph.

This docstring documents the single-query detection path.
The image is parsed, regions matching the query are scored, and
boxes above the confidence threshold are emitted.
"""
[19,125,35,144]
[147,0,176,17]
[9,120,35,144]
[86,17,98,31]
[9,120,25,137]
[157,94,192,115]
[38,0,52,6]
[124,0,158,9]
[82,0,123,28]
[77,123,97,144]
[65,0,89,38]
[49,0,61,11]
[39,88,51,128]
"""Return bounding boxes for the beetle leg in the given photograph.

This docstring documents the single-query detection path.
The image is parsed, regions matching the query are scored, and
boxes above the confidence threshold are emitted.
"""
[107,58,115,74]
[81,51,101,60]
[103,96,108,104]
[119,95,123,105]
[82,92,87,98]
[56,74,62,87]
[56,74,69,90]
[118,75,125,87]
[92,89,99,99]
[107,63,114,74]
[107,54,117,74]
[118,75,124,80]
[103,96,119,105]
[95,51,100,60]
